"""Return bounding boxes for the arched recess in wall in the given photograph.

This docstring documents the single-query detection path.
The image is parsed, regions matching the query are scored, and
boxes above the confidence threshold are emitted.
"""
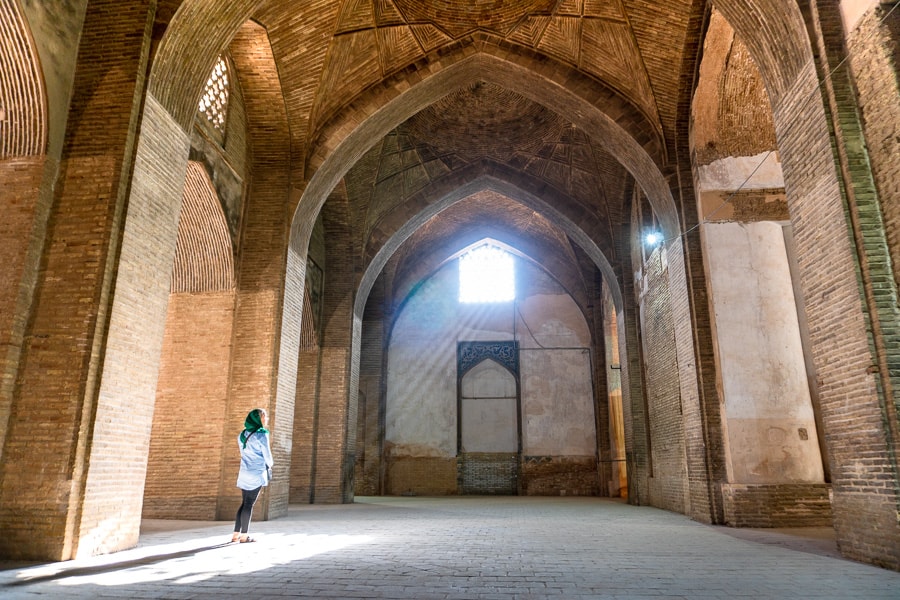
[279,50,681,502]
[711,0,900,561]
[689,9,829,516]
[360,179,617,491]
[457,350,520,496]
[144,161,238,520]
[382,235,599,497]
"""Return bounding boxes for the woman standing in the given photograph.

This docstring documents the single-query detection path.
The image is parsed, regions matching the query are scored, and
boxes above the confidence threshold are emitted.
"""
[232,408,274,543]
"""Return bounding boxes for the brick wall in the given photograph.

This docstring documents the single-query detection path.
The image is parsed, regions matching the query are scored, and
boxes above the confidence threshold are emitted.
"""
[387,457,458,496]
[639,244,689,515]
[848,6,900,292]
[0,157,47,459]
[803,1,900,569]
[143,292,235,519]
[721,483,833,527]
[459,453,518,495]
[0,1,167,560]
[521,456,599,496]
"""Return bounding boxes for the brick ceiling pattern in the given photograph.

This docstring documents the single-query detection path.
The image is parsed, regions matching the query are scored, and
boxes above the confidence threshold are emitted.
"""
[210,0,725,308]
[692,10,777,166]
[312,0,661,138]
[344,81,629,253]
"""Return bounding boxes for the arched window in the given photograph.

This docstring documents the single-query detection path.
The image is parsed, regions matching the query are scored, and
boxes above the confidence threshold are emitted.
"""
[459,244,515,303]
[198,56,229,130]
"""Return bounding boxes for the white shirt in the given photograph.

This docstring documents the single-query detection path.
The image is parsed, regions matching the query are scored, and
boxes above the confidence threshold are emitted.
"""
[236,430,274,490]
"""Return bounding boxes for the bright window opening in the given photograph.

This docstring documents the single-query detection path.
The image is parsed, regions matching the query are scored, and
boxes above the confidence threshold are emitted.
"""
[198,56,229,130]
[459,244,515,303]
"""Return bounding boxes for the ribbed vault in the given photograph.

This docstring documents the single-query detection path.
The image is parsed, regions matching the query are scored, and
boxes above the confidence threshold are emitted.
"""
[170,162,235,293]
[0,0,46,158]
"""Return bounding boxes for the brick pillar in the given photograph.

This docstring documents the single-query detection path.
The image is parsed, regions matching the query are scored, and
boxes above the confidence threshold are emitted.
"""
[357,277,387,496]
[590,272,612,497]
[216,23,293,521]
[801,0,900,568]
[291,346,320,502]
[618,220,650,505]
[0,1,180,561]
[309,190,357,504]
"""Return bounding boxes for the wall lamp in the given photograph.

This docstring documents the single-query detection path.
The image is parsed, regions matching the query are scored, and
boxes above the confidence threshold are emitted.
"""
[643,231,662,247]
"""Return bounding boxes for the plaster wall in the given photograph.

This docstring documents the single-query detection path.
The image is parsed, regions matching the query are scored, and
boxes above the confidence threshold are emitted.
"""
[697,152,784,193]
[461,361,517,453]
[840,0,883,32]
[20,0,88,157]
[521,348,594,456]
[386,257,595,463]
[703,221,824,484]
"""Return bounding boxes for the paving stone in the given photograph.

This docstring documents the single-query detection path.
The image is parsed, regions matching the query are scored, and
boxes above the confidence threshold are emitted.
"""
[1,497,898,599]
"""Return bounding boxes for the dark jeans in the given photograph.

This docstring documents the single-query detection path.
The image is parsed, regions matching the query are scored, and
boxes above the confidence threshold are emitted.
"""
[234,486,262,534]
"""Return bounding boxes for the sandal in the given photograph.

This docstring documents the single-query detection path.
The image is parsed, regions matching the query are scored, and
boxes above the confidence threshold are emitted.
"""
[239,536,256,543]
[231,533,241,543]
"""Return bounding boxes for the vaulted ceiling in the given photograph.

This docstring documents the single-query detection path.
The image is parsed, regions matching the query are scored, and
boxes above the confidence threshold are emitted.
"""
[162,0,712,315]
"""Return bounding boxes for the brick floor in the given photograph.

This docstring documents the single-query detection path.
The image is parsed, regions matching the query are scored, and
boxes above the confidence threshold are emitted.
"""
[1,496,898,599]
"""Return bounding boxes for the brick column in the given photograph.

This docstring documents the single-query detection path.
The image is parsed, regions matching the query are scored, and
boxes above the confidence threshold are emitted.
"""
[291,345,320,502]
[308,191,357,504]
[216,22,293,521]
[0,1,173,561]
[357,277,387,495]
[590,272,612,497]
[617,221,650,505]
[802,0,900,568]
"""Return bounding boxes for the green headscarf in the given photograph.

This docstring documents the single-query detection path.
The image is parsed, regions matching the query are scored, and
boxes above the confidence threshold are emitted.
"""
[240,409,269,448]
